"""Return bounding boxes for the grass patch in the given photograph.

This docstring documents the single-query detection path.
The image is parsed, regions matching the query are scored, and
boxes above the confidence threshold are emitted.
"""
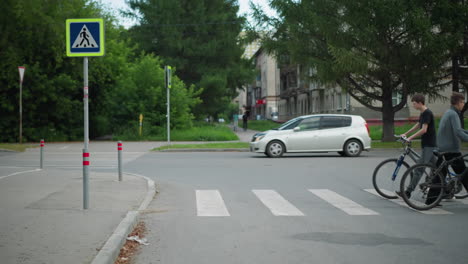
[369,123,415,140]
[151,141,467,151]
[0,143,38,152]
[153,142,249,151]
[247,120,282,131]
[114,124,239,141]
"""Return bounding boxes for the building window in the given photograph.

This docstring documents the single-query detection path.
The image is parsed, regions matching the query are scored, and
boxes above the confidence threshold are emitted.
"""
[392,91,402,106]
[337,93,342,110]
[331,94,335,110]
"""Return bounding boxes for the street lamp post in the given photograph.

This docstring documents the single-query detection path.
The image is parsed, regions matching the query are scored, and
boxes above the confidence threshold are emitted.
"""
[18,66,25,144]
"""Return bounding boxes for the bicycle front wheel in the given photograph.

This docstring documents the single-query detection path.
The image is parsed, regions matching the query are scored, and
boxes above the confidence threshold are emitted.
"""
[400,163,444,210]
[372,158,410,199]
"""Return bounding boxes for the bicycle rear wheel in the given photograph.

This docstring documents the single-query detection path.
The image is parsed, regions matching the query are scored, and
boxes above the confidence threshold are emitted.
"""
[456,158,468,199]
[400,163,444,210]
[372,158,409,199]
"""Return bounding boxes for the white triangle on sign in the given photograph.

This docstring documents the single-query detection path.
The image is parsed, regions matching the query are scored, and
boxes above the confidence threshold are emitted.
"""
[72,25,99,48]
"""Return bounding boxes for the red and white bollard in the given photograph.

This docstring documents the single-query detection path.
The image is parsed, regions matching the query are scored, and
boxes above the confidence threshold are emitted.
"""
[83,149,90,209]
[118,141,123,181]
[40,139,44,169]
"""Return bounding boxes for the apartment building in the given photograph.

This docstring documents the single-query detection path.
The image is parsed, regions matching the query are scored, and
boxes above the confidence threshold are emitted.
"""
[238,47,464,122]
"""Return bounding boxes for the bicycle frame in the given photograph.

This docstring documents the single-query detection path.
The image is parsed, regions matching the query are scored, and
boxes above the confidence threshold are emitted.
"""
[391,142,420,181]
[419,153,468,200]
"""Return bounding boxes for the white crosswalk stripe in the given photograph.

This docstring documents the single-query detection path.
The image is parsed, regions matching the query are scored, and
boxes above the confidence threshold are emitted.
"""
[309,189,379,215]
[364,189,453,215]
[194,189,465,217]
[252,190,305,216]
[196,190,230,217]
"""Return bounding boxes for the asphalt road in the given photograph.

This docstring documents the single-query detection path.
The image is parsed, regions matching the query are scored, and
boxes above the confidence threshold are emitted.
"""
[125,151,468,264]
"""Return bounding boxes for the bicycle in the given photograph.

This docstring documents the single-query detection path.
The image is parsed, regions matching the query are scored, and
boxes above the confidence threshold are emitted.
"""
[399,151,468,210]
[372,135,420,199]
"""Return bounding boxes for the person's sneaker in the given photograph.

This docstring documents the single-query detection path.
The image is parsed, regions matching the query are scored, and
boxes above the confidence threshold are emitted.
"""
[396,190,411,199]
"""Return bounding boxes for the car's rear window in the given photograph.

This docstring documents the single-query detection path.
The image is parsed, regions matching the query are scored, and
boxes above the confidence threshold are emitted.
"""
[321,116,352,129]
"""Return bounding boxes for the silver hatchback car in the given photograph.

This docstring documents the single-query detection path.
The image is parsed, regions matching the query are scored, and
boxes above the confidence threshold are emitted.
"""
[250,114,371,157]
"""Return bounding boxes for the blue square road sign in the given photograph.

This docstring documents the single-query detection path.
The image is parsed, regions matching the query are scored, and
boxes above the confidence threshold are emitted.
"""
[66,18,105,57]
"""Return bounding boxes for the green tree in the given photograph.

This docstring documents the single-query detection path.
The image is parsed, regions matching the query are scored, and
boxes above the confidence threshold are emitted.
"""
[430,0,468,127]
[251,0,457,141]
[0,0,104,142]
[126,0,253,118]
[109,54,201,134]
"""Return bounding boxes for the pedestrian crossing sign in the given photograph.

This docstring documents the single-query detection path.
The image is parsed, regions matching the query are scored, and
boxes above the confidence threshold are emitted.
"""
[66,18,105,57]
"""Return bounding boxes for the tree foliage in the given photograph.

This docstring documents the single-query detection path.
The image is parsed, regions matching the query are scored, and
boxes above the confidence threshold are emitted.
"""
[0,0,201,142]
[126,0,254,118]
[109,55,201,133]
[251,0,467,141]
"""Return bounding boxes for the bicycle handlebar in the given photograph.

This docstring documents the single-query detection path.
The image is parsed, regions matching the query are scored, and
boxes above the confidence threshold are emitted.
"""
[394,135,410,144]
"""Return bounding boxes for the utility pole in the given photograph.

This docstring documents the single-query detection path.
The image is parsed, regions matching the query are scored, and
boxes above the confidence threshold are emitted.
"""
[165,66,172,144]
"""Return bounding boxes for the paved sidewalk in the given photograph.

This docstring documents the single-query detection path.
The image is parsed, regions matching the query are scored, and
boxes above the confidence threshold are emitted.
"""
[0,168,153,264]
[232,127,257,142]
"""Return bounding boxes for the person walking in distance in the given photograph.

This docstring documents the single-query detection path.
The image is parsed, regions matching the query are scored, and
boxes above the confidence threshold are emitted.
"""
[242,112,248,131]
[397,94,437,198]
[426,92,468,205]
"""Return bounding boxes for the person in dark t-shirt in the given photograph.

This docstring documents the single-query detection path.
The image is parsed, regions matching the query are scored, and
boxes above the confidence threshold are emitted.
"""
[396,94,437,198]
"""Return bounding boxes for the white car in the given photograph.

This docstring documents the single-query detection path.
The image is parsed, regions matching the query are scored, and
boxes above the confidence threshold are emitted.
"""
[250,114,371,157]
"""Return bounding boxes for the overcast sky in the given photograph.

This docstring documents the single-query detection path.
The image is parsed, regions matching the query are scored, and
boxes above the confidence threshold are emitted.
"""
[99,0,275,28]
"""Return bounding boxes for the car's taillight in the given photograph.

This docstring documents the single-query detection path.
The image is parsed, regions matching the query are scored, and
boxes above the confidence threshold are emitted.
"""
[365,122,370,136]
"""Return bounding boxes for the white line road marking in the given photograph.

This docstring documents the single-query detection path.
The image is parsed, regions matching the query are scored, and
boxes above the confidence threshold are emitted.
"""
[310,189,379,216]
[252,190,304,216]
[60,145,69,150]
[196,190,230,217]
[0,169,41,180]
[364,189,453,215]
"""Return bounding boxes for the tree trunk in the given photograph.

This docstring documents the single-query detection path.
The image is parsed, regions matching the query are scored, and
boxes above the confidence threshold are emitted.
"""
[381,90,395,142]
[452,55,459,92]
[452,55,466,128]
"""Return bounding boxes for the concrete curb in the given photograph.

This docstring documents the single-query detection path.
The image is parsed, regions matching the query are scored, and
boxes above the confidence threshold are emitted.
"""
[160,148,249,152]
[90,172,156,264]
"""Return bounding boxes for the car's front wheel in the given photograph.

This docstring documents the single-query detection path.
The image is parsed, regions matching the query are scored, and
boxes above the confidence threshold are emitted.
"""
[266,141,285,158]
[343,139,362,157]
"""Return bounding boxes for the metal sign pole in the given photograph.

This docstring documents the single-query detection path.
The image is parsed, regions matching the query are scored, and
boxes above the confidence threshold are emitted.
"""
[66,18,104,210]
[19,81,22,144]
[167,80,170,144]
[18,66,25,144]
[165,66,171,145]
[83,57,90,210]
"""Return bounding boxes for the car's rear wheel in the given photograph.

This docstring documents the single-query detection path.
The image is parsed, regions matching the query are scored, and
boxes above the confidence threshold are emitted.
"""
[266,141,285,158]
[343,139,362,157]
